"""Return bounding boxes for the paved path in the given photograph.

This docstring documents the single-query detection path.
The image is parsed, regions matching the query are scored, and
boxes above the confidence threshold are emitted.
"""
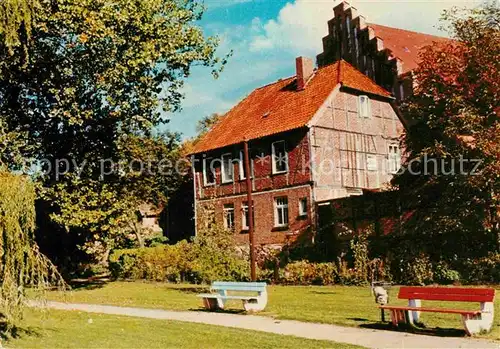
[29,301,498,349]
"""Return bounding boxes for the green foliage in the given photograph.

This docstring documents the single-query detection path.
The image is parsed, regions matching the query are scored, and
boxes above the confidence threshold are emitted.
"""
[0,0,226,266]
[195,113,223,136]
[279,261,337,285]
[462,253,500,284]
[394,3,500,261]
[109,222,249,284]
[0,172,64,332]
[433,261,461,285]
[0,0,37,54]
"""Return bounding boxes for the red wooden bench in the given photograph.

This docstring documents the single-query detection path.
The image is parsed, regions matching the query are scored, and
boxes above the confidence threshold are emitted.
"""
[380,286,495,335]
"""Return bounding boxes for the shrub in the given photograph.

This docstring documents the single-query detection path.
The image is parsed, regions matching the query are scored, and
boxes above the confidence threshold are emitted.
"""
[399,254,434,285]
[433,261,461,284]
[277,261,337,285]
[462,253,500,284]
[109,222,249,284]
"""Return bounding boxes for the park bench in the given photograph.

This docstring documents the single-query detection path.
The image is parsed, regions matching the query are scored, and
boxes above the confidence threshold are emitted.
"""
[380,286,495,335]
[197,281,267,312]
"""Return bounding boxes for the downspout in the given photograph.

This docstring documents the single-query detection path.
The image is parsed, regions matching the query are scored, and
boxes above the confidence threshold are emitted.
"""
[243,139,256,281]
[191,154,198,237]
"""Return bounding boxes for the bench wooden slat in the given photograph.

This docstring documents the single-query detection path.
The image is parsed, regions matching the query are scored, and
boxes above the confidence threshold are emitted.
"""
[211,282,266,292]
[197,294,257,301]
[380,305,482,315]
[399,287,495,303]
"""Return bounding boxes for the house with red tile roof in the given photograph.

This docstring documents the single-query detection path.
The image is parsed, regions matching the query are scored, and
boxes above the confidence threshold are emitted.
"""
[190,58,405,246]
[317,1,451,101]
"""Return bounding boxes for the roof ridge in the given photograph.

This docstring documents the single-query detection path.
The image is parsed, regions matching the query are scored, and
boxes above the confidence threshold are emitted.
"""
[366,22,449,40]
[254,75,295,90]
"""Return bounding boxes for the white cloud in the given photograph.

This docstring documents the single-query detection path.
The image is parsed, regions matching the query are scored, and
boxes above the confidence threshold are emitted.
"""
[249,0,482,55]
[204,0,252,9]
[249,0,338,55]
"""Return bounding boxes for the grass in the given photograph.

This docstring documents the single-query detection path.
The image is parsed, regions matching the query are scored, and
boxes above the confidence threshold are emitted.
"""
[45,281,500,340]
[8,308,360,348]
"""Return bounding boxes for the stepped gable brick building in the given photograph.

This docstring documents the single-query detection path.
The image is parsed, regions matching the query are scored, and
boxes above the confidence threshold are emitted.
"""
[190,58,405,245]
[317,1,450,101]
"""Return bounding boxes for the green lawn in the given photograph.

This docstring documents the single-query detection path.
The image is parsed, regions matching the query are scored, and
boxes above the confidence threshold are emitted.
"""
[9,308,360,348]
[45,281,500,340]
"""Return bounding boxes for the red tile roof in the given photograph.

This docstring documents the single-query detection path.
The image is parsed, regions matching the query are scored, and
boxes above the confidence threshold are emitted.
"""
[192,60,391,154]
[367,23,450,74]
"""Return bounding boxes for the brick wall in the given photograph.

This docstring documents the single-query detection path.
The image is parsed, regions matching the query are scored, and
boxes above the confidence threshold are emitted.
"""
[193,129,314,245]
[193,128,312,200]
[196,185,312,245]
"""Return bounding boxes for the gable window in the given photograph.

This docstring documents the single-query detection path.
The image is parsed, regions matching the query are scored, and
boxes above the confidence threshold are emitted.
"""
[366,154,377,171]
[358,95,371,118]
[223,204,235,230]
[271,140,288,174]
[346,17,351,52]
[241,202,254,230]
[274,197,289,227]
[239,150,254,180]
[298,198,308,217]
[388,144,401,174]
[203,157,216,186]
[221,153,234,183]
[354,27,359,59]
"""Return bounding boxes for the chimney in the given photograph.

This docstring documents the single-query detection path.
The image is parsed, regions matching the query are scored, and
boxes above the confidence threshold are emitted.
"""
[296,56,314,91]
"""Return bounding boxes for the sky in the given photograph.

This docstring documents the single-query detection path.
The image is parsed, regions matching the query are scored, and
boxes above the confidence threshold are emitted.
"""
[164,0,483,138]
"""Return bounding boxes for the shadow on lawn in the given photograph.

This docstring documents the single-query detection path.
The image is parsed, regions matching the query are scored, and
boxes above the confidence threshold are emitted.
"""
[0,323,44,341]
[177,286,210,294]
[189,307,246,315]
[68,275,109,291]
[360,322,466,337]
[310,290,338,295]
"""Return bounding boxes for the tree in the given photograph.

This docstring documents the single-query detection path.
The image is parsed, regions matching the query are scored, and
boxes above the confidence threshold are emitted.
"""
[196,113,223,135]
[0,172,64,332]
[0,0,226,265]
[394,3,499,262]
[0,0,37,53]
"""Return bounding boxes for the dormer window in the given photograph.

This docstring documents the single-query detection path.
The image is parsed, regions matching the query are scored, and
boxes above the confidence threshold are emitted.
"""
[239,150,254,180]
[203,157,216,186]
[358,95,371,118]
[271,140,288,174]
[221,153,234,183]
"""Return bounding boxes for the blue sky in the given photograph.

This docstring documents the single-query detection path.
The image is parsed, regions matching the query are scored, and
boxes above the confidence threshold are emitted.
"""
[165,0,482,138]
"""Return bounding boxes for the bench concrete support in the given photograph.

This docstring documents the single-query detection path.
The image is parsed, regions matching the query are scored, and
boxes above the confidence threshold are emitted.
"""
[242,290,267,312]
[408,298,421,323]
[216,289,228,310]
[202,297,221,311]
[462,302,494,336]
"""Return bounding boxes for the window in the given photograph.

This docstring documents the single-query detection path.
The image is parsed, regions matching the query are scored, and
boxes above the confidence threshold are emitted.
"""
[358,95,371,118]
[239,150,254,180]
[366,154,377,171]
[241,202,254,230]
[354,27,359,59]
[223,204,235,230]
[221,153,234,183]
[274,197,289,227]
[399,82,405,100]
[388,144,401,174]
[203,157,216,186]
[271,140,288,174]
[298,198,308,217]
[346,17,351,52]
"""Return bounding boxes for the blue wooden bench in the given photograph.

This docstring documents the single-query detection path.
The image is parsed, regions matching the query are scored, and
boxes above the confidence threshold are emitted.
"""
[197,281,268,312]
